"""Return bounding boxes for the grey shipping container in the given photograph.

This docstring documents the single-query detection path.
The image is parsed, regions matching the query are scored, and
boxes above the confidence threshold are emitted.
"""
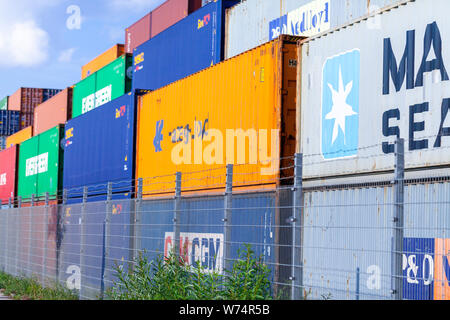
[225,0,403,59]
[300,0,450,179]
[302,179,450,300]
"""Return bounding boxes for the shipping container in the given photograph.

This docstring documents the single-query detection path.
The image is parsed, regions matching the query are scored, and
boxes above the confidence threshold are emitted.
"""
[0,146,18,204]
[63,92,142,202]
[125,13,151,54]
[72,55,132,119]
[34,88,73,136]
[81,44,125,79]
[59,200,132,298]
[132,0,239,91]
[140,193,275,278]
[225,0,404,59]
[151,0,202,38]
[8,88,62,113]
[0,96,8,110]
[5,126,33,149]
[17,125,64,200]
[302,179,450,300]
[300,0,450,179]
[0,110,20,136]
[0,137,6,151]
[125,0,203,54]
[136,35,299,197]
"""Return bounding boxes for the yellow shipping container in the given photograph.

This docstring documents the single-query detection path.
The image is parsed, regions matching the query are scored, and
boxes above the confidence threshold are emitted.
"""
[6,126,33,148]
[136,36,299,198]
[81,44,125,79]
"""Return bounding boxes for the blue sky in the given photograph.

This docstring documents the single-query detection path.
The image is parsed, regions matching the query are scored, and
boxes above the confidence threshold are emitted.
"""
[0,0,165,98]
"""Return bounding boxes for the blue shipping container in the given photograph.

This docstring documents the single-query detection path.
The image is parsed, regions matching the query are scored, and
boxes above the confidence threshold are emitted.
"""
[132,0,239,91]
[0,110,20,136]
[140,192,275,277]
[59,200,132,296]
[62,92,139,202]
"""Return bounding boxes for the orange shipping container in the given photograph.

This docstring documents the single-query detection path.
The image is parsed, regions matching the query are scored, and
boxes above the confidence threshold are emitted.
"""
[34,88,72,136]
[6,126,33,148]
[81,44,125,79]
[136,36,299,198]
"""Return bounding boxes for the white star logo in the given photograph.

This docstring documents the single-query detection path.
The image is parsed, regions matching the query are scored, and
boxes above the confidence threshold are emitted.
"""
[325,66,358,145]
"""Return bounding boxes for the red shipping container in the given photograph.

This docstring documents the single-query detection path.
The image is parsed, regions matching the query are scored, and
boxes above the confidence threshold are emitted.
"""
[0,145,18,204]
[151,0,202,38]
[34,88,72,136]
[125,13,151,54]
[125,0,202,54]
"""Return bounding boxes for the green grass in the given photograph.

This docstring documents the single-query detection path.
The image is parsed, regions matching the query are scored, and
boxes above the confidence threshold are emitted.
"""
[107,244,273,300]
[0,271,78,300]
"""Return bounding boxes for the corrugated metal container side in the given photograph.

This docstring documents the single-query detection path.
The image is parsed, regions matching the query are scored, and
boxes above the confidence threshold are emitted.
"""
[17,125,64,200]
[63,92,140,202]
[225,0,404,59]
[34,88,73,136]
[0,137,6,151]
[300,0,450,179]
[125,0,203,54]
[81,44,125,79]
[302,179,450,300]
[0,146,18,204]
[0,110,20,136]
[8,88,61,112]
[132,0,239,91]
[59,200,132,296]
[72,54,132,118]
[140,192,275,278]
[5,126,33,149]
[150,0,202,38]
[0,96,8,110]
[125,13,151,54]
[136,35,299,197]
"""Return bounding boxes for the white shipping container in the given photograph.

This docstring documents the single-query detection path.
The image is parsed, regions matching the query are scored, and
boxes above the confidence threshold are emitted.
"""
[300,0,450,179]
[225,0,402,59]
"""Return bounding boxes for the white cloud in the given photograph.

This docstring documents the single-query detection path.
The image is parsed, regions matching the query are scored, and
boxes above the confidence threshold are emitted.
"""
[0,20,50,67]
[0,1,63,67]
[58,48,77,63]
[110,0,166,12]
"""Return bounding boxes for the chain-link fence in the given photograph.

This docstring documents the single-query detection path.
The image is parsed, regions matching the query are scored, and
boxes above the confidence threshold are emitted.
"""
[0,139,449,300]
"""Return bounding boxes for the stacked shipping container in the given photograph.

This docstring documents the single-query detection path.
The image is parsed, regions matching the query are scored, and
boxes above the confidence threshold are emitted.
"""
[125,0,202,54]
[8,88,62,129]
[132,0,238,91]
[72,55,132,118]
[34,88,73,136]
[17,125,64,200]
[136,35,298,196]
[81,44,125,80]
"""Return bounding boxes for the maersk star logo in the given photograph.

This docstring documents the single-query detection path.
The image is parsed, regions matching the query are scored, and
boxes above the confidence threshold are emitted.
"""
[322,49,360,159]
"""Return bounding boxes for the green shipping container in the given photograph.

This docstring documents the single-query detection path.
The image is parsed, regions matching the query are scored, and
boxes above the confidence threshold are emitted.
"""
[0,96,8,110]
[17,125,64,200]
[72,54,132,118]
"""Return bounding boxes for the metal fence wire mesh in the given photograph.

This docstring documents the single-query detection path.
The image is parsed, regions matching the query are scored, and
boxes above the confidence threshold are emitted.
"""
[0,139,449,300]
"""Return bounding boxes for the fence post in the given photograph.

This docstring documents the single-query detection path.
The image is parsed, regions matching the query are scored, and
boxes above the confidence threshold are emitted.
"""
[392,138,405,300]
[42,192,49,286]
[101,182,113,299]
[131,178,143,272]
[79,186,88,300]
[173,172,182,258]
[57,189,68,286]
[223,164,233,274]
[290,153,303,300]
